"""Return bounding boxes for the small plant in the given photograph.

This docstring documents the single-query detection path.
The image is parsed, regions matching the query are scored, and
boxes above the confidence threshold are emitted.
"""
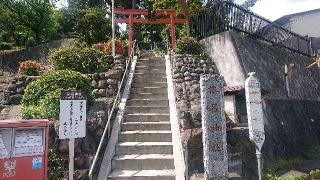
[264,158,305,180]
[48,149,67,180]
[49,47,109,74]
[0,42,13,50]
[92,39,125,55]
[174,36,204,55]
[21,70,94,120]
[18,60,42,76]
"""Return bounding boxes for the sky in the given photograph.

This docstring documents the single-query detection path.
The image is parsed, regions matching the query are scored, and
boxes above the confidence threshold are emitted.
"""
[56,0,320,21]
[249,0,320,21]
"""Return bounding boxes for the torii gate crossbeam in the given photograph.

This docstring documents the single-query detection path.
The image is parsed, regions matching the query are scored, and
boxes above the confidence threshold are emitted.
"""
[114,9,186,55]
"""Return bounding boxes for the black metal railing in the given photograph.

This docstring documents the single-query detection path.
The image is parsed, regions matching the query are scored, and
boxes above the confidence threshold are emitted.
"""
[190,1,312,56]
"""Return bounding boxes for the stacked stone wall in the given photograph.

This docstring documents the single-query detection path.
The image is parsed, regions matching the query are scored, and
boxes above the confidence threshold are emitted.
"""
[171,54,216,129]
[1,56,126,105]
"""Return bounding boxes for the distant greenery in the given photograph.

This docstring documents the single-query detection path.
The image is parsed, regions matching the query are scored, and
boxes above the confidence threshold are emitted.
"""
[21,70,94,120]
[0,0,61,47]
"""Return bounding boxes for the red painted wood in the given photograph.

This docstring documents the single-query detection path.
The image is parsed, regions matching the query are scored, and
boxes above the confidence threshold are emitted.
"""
[170,14,175,49]
[115,18,186,24]
[129,14,134,56]
[114,9,186,53]
[114,9,177,16]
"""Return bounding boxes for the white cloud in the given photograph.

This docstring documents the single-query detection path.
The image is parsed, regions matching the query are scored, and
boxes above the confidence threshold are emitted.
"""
[251,0,320,21]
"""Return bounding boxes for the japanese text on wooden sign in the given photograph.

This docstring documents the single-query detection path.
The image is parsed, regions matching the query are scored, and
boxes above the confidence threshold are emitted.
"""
[200,74,228,180]
[59,91,86,139]
[245,73,265,151]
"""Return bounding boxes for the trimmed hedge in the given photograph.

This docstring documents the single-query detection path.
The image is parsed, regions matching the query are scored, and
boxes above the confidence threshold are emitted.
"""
[49,47,110,74]
[21,70,94,120]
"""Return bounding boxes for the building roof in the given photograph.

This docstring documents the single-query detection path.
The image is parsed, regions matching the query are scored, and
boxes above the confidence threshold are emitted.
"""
[274,8,320,26]
[224,85,245,94]
[224,85,268,95]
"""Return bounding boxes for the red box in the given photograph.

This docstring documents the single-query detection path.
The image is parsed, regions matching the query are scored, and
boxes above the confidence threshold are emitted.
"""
[0,120,49,180]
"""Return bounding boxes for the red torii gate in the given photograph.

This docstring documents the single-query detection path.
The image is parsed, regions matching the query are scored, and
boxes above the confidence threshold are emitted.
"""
[114,9,186,55]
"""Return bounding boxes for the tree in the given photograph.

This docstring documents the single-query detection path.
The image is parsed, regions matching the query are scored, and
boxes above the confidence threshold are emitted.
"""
[241,0,260,9]
[75,8,112,45]
[0,0,59,45]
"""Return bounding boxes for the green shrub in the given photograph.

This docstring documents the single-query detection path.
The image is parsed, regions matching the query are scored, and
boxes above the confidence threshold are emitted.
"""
[21,70,94,120]
[0,42,13,50]
[174,36,204,55]
[49,47,109,74]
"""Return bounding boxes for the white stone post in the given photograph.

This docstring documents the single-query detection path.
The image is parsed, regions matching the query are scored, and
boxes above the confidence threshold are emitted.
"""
[245,72,265,180]
[200,74,228,180]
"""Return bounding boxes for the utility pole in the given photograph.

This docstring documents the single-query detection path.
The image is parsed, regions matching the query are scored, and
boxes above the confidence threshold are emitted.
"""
[111,0,115,57]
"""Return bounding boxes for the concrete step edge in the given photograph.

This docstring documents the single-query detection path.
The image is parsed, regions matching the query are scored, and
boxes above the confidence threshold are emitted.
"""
[108,170,175,178]
[113,154,174,160]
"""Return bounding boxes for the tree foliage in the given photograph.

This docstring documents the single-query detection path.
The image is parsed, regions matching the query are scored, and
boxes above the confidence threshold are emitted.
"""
[75,8,112,45]
[0,0,60,46]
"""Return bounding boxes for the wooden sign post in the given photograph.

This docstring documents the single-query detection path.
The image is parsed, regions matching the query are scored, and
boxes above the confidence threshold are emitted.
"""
[59,91,87,180]
[245,72,265,180]
[200,74,228,180]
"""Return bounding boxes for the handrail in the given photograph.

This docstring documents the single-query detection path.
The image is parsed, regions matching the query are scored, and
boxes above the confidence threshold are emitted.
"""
[89,40,137,180]
[190,1,313,57]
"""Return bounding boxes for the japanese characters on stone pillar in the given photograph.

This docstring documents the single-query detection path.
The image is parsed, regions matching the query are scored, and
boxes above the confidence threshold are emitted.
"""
[245,72,265,180]
[245,72,265,152]
[200,74,228,180]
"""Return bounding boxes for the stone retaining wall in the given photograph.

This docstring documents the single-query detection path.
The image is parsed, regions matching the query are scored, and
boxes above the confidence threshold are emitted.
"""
[171,54,216,129]
[171,54,217,176]
[51,97,112,179]
[1,56,126,105]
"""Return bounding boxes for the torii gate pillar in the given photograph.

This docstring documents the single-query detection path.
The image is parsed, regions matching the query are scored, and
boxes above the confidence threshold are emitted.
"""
[114,9,186,56]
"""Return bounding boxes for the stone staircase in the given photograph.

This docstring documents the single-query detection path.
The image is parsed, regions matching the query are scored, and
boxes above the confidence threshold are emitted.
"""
[108,53,175,179]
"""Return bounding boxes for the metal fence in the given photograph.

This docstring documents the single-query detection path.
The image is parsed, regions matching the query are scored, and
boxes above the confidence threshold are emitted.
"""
[190,1,312,56]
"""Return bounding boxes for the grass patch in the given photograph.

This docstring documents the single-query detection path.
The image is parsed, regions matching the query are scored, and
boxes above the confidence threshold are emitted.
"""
[265,141,320,179]
[264,158,305,180]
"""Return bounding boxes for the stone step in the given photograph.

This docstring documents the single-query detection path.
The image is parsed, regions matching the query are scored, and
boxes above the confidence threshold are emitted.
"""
[136,61,165,66]
[132,77,167,83]
[129,93,168,100]
[127,99,168,106]
[135,69,166,74]
[133,73,167,79]
[126,106,169,114]
[121,121,171,131]
[132,82,167,88]
[124,114,170,122]
[139,57,165,61]
[119,130,172,142]
[135,66,166,71]
[112,154,174,170]
[116,142,173,155]
[130,87,168,94]
[108,170,175,180]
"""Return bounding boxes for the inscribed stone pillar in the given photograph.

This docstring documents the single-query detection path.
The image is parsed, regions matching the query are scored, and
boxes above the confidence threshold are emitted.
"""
[200,74,228,180]
[245,72,265,151]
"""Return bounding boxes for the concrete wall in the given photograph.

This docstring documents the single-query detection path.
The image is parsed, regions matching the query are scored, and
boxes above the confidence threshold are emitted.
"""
[0,38,75,72]
[202,32,320,178]
[202,31,320,100]
[224,95,237,123]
